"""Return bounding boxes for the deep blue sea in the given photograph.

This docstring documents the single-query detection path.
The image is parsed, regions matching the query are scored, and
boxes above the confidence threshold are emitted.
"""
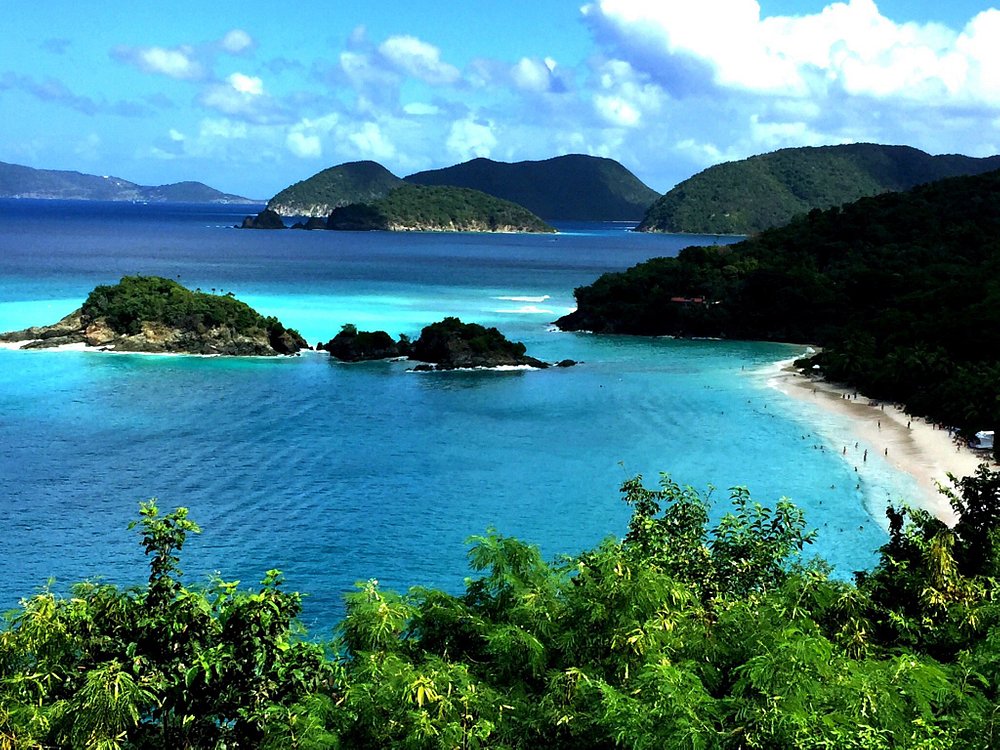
[0,200,920,631]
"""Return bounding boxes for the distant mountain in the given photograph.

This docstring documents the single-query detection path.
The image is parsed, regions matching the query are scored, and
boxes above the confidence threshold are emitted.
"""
[0,160,254,203]
[404,154,660,220]
[326,185,554,233]
[637,143,1000,235]
[267,161,404,217]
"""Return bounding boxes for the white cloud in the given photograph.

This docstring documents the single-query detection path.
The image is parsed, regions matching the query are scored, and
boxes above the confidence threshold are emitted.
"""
[594,95,641,126]
[512,57,552,92]
[227,72,263,96]
[378,35,460,85]
[221,29,254,54]
[115,44,204,79]
[287,131,322,158]
[349,122,397,161]
[446,117,497,160]
[582,0,1000,106]
[168,128,185,142]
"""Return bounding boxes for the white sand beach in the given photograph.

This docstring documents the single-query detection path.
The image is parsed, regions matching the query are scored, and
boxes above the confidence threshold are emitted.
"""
[770,359,992,525]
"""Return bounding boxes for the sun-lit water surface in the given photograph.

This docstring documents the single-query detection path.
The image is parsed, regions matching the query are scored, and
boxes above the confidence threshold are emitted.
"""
[0,201,918,630]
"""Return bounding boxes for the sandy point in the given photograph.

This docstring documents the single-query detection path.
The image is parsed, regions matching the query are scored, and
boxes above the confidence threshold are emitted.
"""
[768,358,993,526]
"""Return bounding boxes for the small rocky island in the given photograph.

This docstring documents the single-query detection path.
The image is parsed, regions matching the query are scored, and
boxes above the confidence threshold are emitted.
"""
[0,276,307,356]
[318,317,574,370]
[241,184,555,233]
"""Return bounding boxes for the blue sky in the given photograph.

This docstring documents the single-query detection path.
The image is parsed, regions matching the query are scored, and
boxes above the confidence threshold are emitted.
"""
[3,0,999,199]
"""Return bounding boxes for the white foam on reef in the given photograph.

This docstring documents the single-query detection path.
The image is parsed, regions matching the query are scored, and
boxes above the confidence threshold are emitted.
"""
[494,295,550,303]
[492,305,554,315]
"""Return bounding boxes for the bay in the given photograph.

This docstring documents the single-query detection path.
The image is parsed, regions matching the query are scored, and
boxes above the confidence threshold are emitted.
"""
[0,200,918,630]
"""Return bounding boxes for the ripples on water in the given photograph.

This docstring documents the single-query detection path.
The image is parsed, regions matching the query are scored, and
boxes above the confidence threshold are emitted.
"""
[0,202,917,630]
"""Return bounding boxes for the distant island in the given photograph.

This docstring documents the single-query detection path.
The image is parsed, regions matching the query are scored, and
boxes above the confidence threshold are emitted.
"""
[0,276,306,355]
[636,143,1000,235]
[244,184,555,233]
[0,160,256,203]
[262,154,658,221]
[404,154,660,220]
[319,318,574,370]
[559,167,1000,449]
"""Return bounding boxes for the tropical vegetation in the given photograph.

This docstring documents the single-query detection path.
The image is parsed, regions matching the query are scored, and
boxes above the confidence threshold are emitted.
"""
[405,154,660,221]
[636,143,1000,235]
[81,275,302,348]
[559,168,1000,445]
[4,467,1000,748]
[327,185,555,233]
[266,161,404,217]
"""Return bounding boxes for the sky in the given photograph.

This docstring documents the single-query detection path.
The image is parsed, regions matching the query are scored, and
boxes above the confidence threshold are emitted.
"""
[2,0,999,199]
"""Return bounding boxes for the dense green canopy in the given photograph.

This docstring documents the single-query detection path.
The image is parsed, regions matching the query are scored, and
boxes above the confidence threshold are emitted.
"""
[560,168,1000,439]
[4,466,1000,748]
[637,144,1000,235]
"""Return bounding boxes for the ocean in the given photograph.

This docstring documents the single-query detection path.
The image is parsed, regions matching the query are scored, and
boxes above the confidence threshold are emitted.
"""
[0,200,920,631]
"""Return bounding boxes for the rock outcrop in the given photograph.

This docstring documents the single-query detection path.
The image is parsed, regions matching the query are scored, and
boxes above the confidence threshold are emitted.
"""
[318,324,407,361]
[409,317,549,370]
[239,208,285,229]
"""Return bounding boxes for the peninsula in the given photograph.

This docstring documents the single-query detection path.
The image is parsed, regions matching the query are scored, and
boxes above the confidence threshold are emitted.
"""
[0,276,306,356]
[0,160,255,203]
[559,167,1000,452]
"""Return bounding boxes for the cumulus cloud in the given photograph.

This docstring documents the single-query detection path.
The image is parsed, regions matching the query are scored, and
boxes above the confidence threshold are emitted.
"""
[112,44,204,80]
[446,117,497,160]
[221,29,254,55]
[0,72,150,117]
[378,35,460,85]
[582,0,1000,107]
[512,57,555,92]
[349,122,397,160]
[227,72,264,96]
[287,131,322,158]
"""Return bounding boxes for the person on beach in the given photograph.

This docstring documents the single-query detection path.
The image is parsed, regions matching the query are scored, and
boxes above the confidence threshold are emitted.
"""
[864,449,868,462]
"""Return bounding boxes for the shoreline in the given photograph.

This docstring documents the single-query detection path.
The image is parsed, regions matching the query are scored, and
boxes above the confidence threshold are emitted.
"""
[0,339,314,358]
[767,358,991,525]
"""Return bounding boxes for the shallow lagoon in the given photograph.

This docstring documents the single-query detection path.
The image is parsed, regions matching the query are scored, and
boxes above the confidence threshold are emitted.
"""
[0,201,918,629]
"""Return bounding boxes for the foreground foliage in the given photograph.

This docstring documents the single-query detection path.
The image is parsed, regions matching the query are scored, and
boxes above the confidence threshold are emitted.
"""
[4,468,1000,748]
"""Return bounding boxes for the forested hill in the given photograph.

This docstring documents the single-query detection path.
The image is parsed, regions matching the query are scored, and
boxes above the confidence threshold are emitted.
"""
[266,160,404,217]
[559,168,1000,438]
[636,143,1000,235]
[326,184,555,233]
[404,154,660,220]
[0,160,253,203]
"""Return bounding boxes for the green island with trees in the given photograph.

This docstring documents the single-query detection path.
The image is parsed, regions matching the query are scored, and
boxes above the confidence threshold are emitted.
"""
[326,185,555,233]
[559,168,1000,447]
[0,276,307,356]
[636,144,1000,235]
[266,161,405,218]
[404,154,660,221]
[4,467,1000,748]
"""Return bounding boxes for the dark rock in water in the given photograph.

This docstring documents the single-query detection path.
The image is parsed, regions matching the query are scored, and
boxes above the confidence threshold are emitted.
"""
[556,359,577,367]
[240,208,285,229]
[410,317,547,370]
[326,203,389,231]
[290,216,328,230]
[319,324,400,361]
[0,276,306,356]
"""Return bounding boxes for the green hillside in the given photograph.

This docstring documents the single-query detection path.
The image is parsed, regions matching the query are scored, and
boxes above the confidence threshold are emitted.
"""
[266,160,404,216]
[559,167,1000,439]
[637,143,1000,235]
[405,154,659,220]
[327,184,555,232]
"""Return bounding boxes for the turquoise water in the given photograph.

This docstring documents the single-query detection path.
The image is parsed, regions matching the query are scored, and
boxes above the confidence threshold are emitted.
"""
[0,201,919,630]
